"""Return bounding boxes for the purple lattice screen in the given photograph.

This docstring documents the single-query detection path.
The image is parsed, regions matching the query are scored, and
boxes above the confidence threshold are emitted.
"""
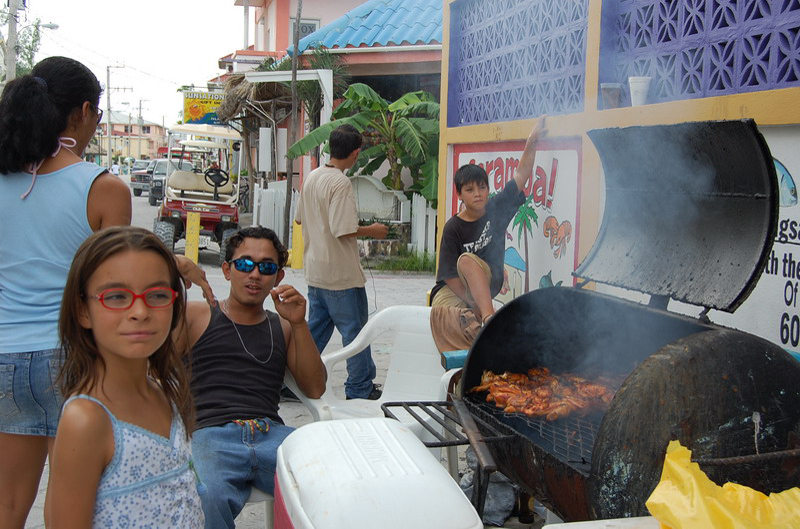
[601,0,800,106]
[448,0,589,127]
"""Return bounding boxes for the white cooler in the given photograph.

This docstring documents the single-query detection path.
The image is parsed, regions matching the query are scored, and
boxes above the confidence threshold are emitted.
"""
[544,517,660,527]
[274,417,482,529]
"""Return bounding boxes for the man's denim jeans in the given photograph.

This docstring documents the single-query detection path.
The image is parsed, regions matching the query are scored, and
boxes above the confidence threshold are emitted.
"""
[192,418,293,529]
[307,285,376,398]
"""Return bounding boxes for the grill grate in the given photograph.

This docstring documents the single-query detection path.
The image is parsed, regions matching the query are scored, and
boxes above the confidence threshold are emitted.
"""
[466,395,603,474]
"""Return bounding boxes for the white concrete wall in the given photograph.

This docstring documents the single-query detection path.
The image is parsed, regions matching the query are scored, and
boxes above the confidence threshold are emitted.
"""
[290,0,366,27]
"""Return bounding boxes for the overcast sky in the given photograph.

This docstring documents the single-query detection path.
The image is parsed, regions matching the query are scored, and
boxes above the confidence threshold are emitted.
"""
[25,0,246,125]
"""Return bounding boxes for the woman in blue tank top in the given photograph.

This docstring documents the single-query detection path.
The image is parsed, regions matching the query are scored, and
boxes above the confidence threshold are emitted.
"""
[0,56,132,528]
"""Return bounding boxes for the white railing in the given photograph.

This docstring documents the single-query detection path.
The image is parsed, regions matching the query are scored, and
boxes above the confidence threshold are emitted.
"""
[410,193,436,256]
[253,181,299,248]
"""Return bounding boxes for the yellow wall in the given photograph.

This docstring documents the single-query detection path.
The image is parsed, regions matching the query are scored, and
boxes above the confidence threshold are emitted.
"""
[438,0,800,264]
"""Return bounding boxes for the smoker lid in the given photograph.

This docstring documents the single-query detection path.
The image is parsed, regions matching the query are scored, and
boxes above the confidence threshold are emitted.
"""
[576,119,778,312]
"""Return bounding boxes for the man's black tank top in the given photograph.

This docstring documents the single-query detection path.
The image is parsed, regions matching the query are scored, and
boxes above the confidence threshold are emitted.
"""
[190,305,287,430]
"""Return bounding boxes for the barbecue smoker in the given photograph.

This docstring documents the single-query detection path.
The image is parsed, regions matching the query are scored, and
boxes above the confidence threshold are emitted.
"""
[460,120,800,521]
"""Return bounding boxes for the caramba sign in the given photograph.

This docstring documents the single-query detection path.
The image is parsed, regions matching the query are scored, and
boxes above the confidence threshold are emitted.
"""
[450,138,583,306]
[183,91,225,125]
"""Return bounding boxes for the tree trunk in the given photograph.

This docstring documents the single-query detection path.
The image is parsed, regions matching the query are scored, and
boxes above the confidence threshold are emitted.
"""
[284,0,303,246]
[523,229,530,292]
[242,124,253,213]
[393,165,403,191]
[311,110,321,167]
[246,119,257,212]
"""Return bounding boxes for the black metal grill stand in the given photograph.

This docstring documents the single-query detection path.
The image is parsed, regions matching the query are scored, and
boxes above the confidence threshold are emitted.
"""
[381,399,514,519]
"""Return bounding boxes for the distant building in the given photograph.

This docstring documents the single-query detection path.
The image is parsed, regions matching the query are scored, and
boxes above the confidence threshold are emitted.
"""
[96,111,166,161]
[215,0,443,187]
[214,0,369,82]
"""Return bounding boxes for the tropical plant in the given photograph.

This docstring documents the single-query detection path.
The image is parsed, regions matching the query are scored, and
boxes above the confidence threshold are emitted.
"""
[368,248,436,273]
[511,193,539,292]
[286,83,440,206]
[0,12,47,80]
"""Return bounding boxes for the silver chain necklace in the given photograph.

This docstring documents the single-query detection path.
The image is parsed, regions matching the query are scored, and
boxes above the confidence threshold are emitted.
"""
[223,299,275,365]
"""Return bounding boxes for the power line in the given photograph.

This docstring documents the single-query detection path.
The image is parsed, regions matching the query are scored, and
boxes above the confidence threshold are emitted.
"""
[105,64,132,167]
[36,30,186,88]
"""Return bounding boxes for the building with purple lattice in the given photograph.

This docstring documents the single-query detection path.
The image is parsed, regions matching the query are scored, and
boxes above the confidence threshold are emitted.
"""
[440,0,800,360]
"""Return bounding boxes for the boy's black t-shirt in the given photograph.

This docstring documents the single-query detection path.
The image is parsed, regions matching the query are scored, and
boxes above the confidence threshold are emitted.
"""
[432,180,526,302]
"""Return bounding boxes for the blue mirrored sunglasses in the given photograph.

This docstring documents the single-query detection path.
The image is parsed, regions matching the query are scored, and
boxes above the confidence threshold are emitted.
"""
[230,258,279,275]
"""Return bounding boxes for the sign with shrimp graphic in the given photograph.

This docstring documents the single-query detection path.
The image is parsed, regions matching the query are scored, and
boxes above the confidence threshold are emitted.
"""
[183,91,225,125]
[451,138,582,305]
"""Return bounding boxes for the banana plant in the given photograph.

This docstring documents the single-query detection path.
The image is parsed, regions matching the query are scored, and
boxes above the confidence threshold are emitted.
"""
[286,83,440,205]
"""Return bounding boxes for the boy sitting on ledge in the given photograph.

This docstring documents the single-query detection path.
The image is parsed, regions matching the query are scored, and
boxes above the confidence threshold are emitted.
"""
[430,117,546,352]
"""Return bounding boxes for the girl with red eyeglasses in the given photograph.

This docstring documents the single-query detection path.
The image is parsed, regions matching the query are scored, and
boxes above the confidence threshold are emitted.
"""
[48,226,203,527]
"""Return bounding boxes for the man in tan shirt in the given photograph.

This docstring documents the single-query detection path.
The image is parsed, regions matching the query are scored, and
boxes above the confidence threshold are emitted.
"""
[294,124,388,399]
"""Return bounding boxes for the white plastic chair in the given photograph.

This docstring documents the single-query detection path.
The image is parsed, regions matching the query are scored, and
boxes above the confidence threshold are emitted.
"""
[283,305,461,474]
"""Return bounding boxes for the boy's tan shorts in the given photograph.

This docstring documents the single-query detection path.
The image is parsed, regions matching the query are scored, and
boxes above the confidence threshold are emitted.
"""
[431,253,492,308]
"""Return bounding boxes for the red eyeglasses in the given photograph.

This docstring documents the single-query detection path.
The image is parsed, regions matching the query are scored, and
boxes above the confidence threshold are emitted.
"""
[90,287,177,310]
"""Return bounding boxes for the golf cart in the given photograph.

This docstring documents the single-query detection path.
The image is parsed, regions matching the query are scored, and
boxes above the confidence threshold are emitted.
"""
[152,124,243,265]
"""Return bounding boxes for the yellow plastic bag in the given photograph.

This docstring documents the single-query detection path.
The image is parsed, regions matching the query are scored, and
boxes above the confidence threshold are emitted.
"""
[645,440,800,528]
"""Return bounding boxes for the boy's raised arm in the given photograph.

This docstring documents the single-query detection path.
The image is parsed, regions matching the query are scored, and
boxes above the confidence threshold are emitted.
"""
[514,116,547,192]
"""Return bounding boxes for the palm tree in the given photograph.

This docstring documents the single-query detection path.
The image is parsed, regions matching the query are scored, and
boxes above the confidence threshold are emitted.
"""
[511,194,538,292]
[286,83,440,205]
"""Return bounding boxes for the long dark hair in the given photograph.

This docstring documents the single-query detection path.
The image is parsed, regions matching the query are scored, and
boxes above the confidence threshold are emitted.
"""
[58,226,194,435]
[0,56,101,174]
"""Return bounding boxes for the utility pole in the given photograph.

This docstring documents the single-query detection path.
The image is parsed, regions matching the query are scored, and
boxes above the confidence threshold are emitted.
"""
[5,0,18,82]
[138,99,148,159]
[242,0,249,50]
[284,0,302,246]
[105,65,131,167]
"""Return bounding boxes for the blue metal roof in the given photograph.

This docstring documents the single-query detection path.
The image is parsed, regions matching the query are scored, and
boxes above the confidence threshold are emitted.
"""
[290,0,442,55]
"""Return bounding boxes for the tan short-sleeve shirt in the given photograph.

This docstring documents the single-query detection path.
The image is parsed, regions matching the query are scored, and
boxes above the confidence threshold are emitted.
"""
[295,166,365,289]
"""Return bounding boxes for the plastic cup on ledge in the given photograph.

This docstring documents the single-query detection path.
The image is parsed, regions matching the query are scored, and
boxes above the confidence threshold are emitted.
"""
[600,83,623,109]
[628,76,652,106]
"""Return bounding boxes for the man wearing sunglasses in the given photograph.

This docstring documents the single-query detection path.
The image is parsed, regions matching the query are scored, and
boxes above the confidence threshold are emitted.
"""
[294,124,389,400]
[175,226,326,529]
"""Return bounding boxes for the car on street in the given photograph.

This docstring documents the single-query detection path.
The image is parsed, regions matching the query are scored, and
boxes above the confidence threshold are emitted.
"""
[146,158,195,206]
[128,159,151,196]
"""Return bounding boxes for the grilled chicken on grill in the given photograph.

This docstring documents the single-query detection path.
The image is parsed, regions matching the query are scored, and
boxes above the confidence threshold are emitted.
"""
[469,368,617,420]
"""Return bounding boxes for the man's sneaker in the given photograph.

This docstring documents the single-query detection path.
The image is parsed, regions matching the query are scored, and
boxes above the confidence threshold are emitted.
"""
[280,386,300,403]
[346,384,383,400]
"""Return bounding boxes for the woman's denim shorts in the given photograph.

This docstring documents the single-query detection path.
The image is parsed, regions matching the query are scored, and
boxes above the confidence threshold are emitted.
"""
[0,348,63,437]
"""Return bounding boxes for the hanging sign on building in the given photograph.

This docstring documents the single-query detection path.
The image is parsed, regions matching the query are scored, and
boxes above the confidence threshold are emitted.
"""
[183,91,225,125]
